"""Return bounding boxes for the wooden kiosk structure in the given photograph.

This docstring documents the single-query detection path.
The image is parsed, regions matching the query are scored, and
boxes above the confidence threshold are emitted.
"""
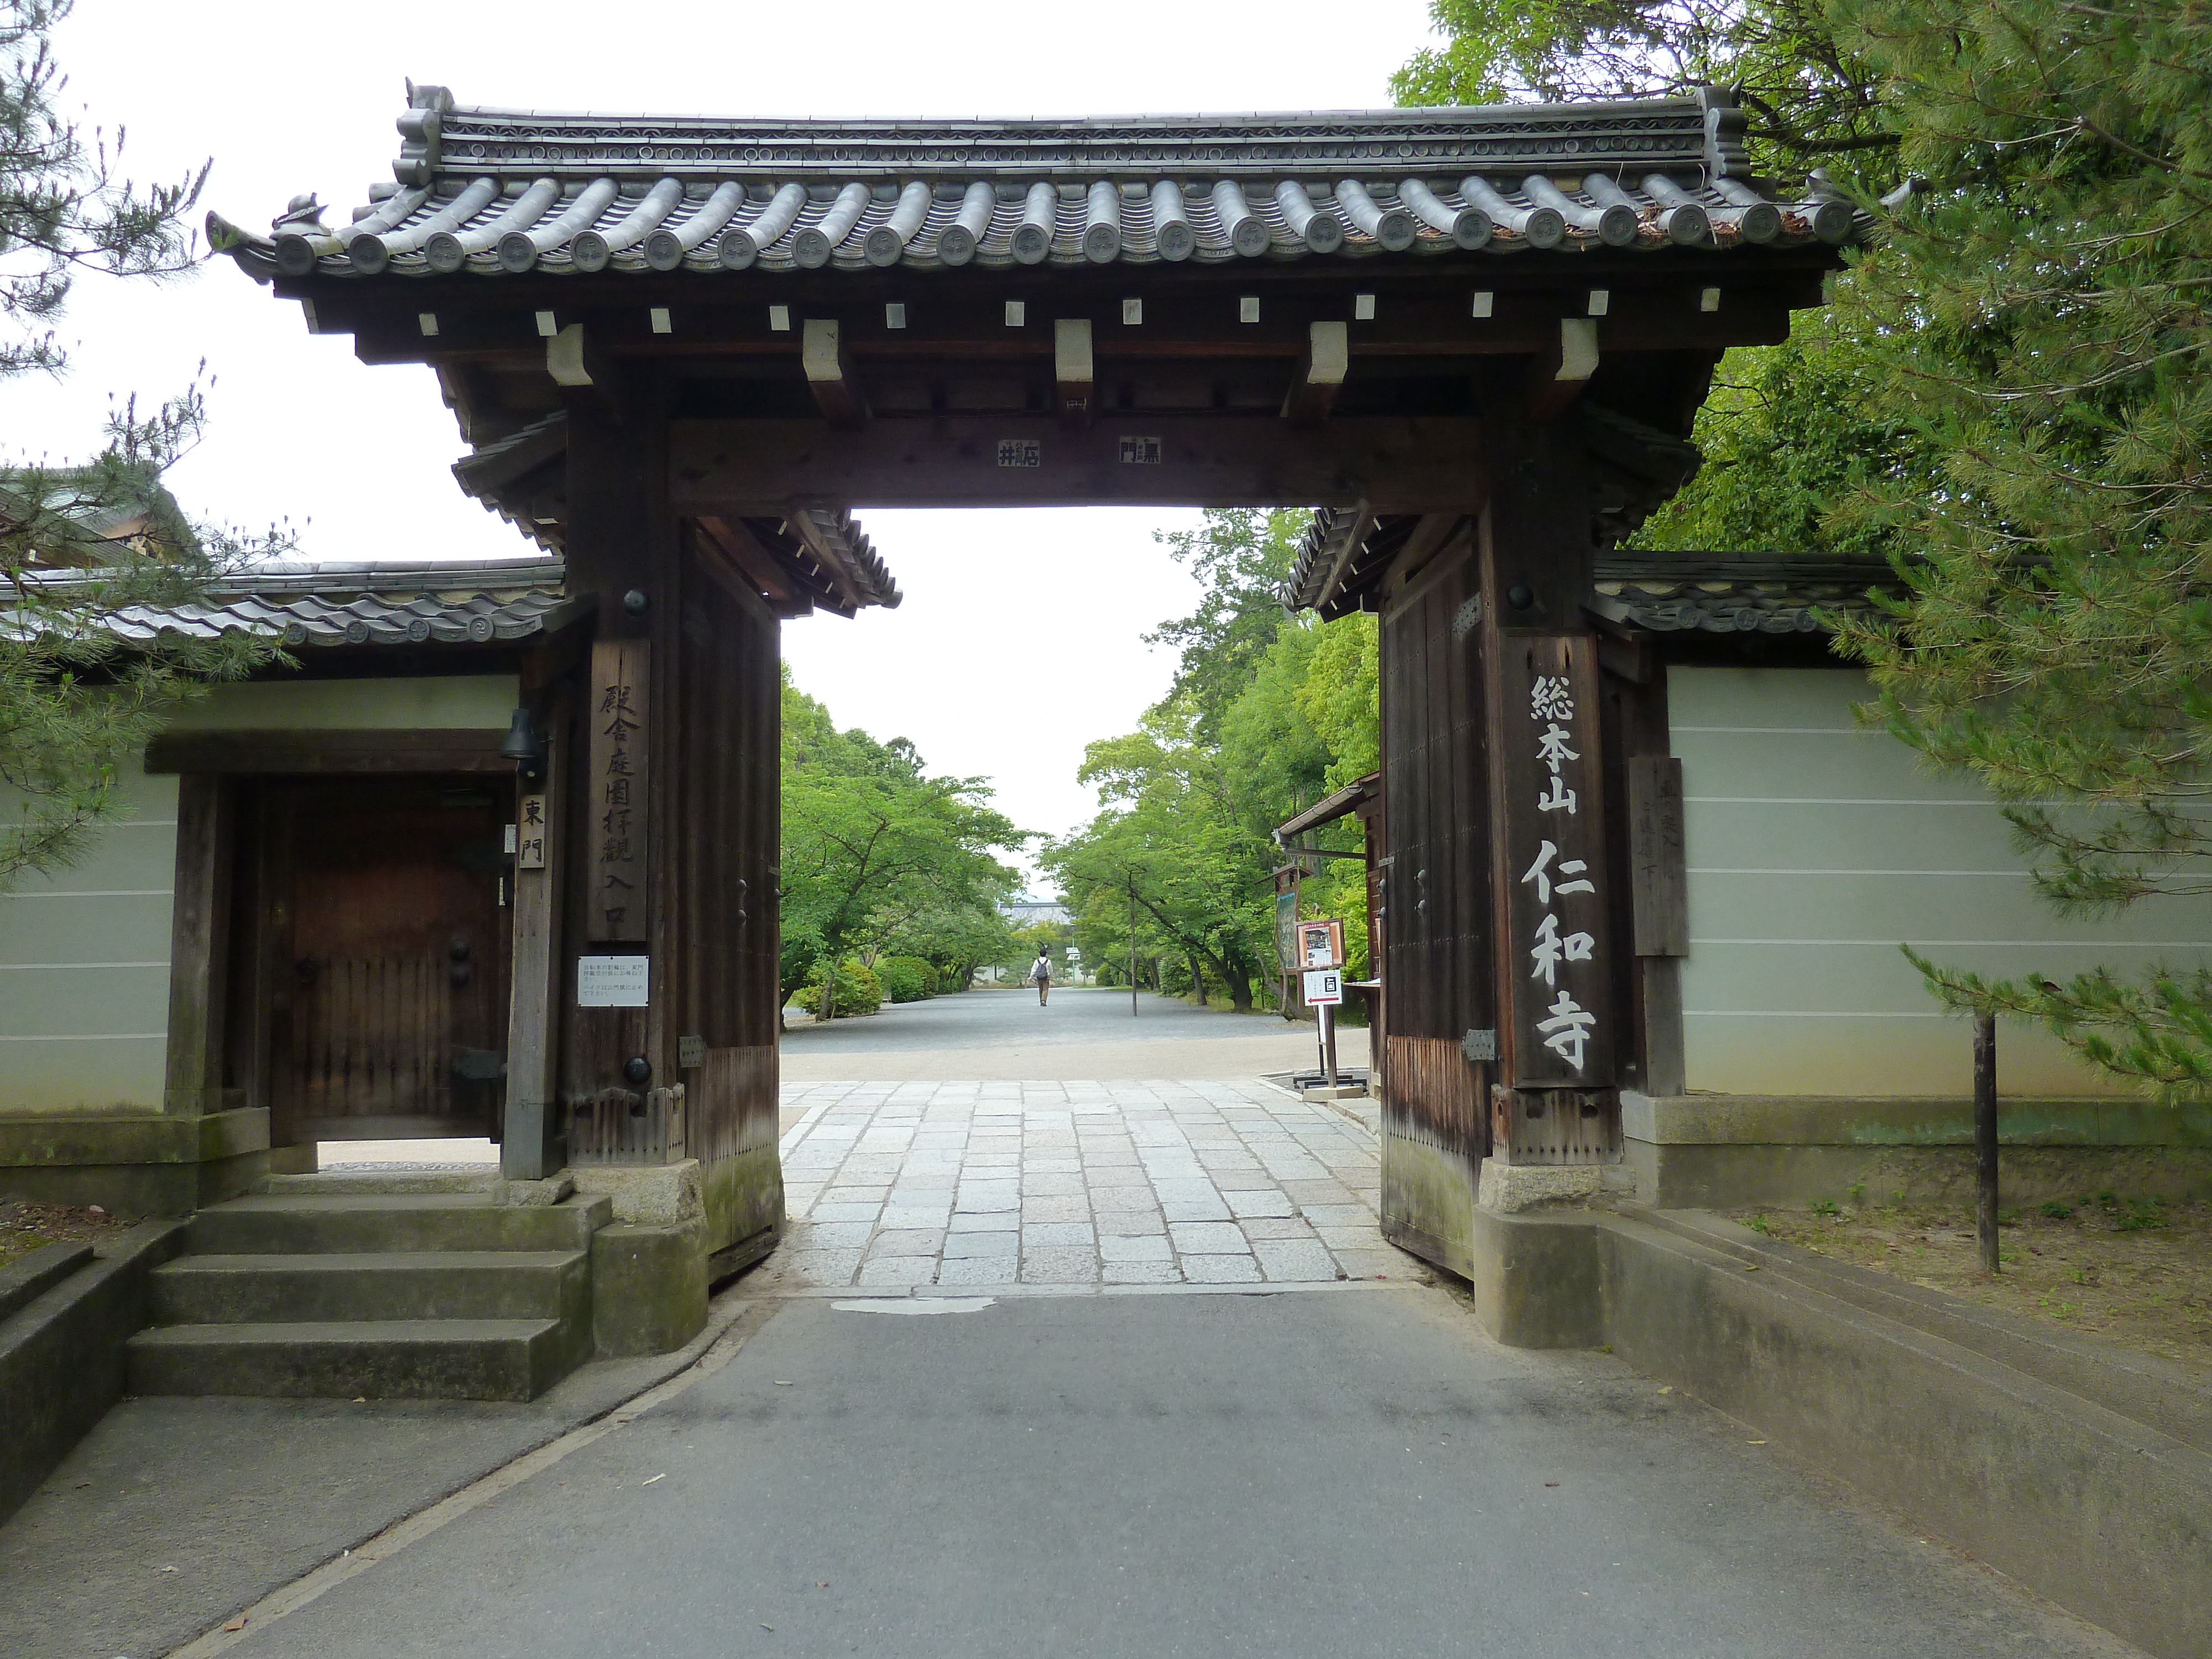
[214,84,1854,1279]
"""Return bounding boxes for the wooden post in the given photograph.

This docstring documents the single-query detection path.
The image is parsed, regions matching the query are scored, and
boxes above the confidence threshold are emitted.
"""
[504,687,565,1181]
[162,774,231,1118]
[558,390,665,1123]
[1976,1011,1999,1274]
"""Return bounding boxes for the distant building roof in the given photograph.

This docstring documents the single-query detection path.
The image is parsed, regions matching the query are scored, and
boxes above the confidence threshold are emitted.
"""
[14,512,902,653]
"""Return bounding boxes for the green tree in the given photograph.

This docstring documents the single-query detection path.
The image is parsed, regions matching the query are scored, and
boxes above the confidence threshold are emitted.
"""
[1390,0,1890,174]
[1823,0,2212,1092]
[778,674,1026,1023]
[1146,508,1309,741]
[1047,707,1276,1011]
[1052,507,1384,1010]
[1627,311,1929,559]
[1391,0,1914,562]
[0,0,273,885]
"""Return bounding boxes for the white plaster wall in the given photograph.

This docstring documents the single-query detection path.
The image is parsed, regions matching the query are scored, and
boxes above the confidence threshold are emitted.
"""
[0,674,519,1115]
[1671,666,2212,1096]
[0,766,177,1113]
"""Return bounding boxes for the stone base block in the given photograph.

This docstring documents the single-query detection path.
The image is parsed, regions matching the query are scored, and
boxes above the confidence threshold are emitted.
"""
[591,1219,708,1357]
[569,1158,702,1225]
[0,1109,270,1217]
[1476,1157,1632,1214]
[496,1173,576,1208]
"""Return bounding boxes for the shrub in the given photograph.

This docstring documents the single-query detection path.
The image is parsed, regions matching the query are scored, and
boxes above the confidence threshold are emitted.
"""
[808,960,883,1018]
[878,956,938,1004]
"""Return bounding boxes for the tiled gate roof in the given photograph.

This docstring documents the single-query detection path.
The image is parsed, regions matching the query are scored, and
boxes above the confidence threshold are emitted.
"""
[211,86,1860,283]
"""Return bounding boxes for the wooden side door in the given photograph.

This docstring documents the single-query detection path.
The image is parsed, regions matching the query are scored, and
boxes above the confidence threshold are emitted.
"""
[270,780,510,1143]
[1376,546,1494,1279]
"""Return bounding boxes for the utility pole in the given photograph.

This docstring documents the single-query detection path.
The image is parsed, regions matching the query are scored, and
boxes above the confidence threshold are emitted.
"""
[1128,874,1138,1018]
[1975,1011,1999,1274]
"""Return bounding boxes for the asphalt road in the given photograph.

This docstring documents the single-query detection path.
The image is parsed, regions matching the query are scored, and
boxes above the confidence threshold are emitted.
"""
[217,1287,2131,1659]
[780,985,1370,1082]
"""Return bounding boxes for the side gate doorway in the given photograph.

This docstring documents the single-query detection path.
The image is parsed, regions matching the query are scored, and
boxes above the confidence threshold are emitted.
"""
[245,778,514,1150]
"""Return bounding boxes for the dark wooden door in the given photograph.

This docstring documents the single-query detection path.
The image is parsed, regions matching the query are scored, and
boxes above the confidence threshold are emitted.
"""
[271,780,510,1143]
[1376,547,1493,1277]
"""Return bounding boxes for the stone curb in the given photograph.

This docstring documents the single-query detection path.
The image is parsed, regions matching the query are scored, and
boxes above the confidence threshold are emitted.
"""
[0,1218,190,1522]
[1462,1201,2212,1659]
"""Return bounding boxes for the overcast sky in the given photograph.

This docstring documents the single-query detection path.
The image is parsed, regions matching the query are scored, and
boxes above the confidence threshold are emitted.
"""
[12,0,1436,888]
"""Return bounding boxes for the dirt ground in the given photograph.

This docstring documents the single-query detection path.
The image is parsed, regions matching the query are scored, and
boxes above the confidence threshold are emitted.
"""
[1732,1193,2212,1376]
[0,1198,132,1273]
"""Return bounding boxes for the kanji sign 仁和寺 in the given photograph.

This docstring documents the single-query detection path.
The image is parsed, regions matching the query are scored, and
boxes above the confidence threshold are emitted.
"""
[1496,637,1611,1086]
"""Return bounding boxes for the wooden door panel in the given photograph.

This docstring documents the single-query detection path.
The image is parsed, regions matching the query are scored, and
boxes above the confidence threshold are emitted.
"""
[273,782,508,1140]
[1378,550,1492,1276]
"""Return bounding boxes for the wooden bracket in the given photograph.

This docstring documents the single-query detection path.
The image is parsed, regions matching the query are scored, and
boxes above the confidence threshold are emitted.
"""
[547,323,627,421]
[1527,317,1599,421]
[1282,320,1350,426]
[801,318,868,429]
[1054,318,1094,429]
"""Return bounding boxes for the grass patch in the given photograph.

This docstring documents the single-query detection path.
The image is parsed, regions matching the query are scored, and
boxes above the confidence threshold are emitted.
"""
[1730,1194,2211,1376]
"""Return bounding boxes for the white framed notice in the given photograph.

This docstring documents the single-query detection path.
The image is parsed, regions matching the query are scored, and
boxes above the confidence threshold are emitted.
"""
[578,956,650,1008]
[1302,968,1343,1007]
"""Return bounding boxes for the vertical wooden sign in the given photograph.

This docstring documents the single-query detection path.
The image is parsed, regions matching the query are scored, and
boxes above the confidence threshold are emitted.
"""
[588,639,649,942]
[1495,634,1614,1088]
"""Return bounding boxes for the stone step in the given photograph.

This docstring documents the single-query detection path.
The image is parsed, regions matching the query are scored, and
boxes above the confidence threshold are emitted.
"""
[126,1318,574,1402]
[261,1168,501,1197]
[149,1250,589,1326]
[189,1193,611,1256]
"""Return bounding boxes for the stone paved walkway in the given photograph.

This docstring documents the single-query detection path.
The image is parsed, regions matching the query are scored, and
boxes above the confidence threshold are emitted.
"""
[754,1080,1397,1291]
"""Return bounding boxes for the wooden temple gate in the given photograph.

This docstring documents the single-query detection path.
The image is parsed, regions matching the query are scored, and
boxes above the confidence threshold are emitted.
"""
[216,85,1851,1276]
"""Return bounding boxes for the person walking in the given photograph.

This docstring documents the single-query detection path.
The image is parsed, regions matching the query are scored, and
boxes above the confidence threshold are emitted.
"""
[1030,948,1052,1007]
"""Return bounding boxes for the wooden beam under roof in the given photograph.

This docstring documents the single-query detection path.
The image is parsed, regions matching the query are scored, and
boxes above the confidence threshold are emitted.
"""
[327,278,1818,371]
[668,414,1490,512]
[693,514,812,618]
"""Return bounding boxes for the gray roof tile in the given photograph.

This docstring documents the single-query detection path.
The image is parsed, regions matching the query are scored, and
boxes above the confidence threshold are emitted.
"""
[213,88,1863,281]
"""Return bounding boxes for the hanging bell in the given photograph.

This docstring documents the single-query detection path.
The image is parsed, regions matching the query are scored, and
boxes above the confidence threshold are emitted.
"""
[499,706,539,763]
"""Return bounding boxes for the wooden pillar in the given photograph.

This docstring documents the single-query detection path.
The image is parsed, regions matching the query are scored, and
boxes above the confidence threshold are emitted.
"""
[1477,418,1623,1164]
[503,672,568,1181]
[162,774,232,1118]
[558,384,680,1145]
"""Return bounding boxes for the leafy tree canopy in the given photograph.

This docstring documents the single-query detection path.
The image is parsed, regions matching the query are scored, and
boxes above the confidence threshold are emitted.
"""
[1390,0,1891,176]
[1,0,276,886]
[1826,0,2212,1091]
[1049,510,1382,1005]
[778,671,1025,1016]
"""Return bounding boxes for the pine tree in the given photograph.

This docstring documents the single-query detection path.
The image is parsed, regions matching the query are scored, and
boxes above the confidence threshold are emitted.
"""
[0,0,274,884]
[1827,0,2212,1091]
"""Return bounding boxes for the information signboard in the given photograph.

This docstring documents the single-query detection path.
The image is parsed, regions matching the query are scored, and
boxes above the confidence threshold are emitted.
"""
[1298,919,1345,971]
[1302,968,1343,1007]
[577,955,650,1008]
